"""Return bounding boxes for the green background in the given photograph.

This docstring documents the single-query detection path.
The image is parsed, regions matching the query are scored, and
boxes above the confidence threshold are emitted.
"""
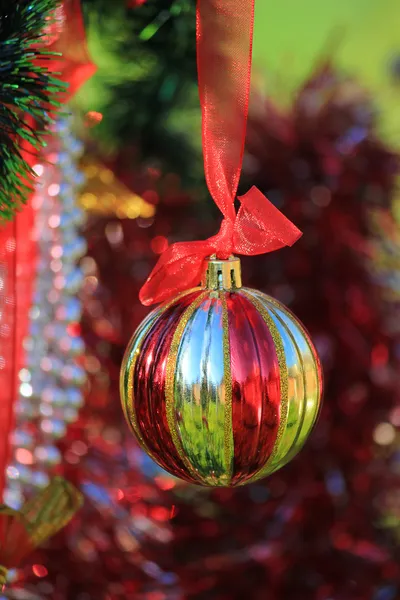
[253,0,400,139]
[79,1,400,145]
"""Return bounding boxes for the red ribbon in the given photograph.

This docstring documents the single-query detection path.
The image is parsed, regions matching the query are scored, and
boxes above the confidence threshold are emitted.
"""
[45,0,97,99]
[140,0,301,306]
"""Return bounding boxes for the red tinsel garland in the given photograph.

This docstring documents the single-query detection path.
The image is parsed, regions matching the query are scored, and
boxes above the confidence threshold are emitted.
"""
[21,67,400,600]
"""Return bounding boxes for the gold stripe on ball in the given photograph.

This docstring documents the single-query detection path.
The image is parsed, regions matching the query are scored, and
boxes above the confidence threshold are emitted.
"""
[265,301,308,467]
[165,292,209,483]
[266,295,320,389]
[220,292,234,484]
[240,291,289,484]
[265,295,321,463]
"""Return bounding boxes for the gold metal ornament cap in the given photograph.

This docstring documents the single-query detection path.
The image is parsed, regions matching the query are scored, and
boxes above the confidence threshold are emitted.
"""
[202,255,242,291]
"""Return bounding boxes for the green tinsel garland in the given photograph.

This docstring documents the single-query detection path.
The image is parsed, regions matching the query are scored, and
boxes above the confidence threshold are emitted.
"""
[0,0,65,221]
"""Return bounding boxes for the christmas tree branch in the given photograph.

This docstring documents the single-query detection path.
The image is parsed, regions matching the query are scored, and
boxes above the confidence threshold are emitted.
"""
[0,0,65,221]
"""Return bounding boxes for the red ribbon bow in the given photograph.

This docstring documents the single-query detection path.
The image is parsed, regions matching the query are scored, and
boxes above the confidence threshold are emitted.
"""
[140,0,302,306]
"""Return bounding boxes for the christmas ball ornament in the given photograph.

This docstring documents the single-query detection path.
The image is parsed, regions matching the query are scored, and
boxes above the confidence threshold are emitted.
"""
[121,257,323,487]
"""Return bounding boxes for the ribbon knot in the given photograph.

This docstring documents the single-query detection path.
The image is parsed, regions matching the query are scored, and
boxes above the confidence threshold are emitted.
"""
[139,0,302,306]
[140,186,301,306]
[211,216,235,259]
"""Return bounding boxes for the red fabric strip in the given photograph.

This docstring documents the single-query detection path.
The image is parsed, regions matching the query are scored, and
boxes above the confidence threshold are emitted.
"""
[46,0,97,100]
[0,510,33,567]
[0,222,17,499]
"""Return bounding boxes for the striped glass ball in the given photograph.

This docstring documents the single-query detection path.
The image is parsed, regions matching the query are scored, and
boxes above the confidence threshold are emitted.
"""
[121,257,323,487]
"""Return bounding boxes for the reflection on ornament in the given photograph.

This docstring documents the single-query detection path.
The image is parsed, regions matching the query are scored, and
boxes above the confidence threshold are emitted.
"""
[79,158,155,219]
[5,115,87,510]
[121,257,323,487]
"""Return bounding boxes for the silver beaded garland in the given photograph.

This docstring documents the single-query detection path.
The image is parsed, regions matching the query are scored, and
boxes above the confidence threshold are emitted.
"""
[4,115,87,509]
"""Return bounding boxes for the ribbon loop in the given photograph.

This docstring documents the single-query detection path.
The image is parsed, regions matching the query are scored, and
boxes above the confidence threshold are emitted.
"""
[139,241,211,306]
[140,0,302,306]
[234,186,302,255]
